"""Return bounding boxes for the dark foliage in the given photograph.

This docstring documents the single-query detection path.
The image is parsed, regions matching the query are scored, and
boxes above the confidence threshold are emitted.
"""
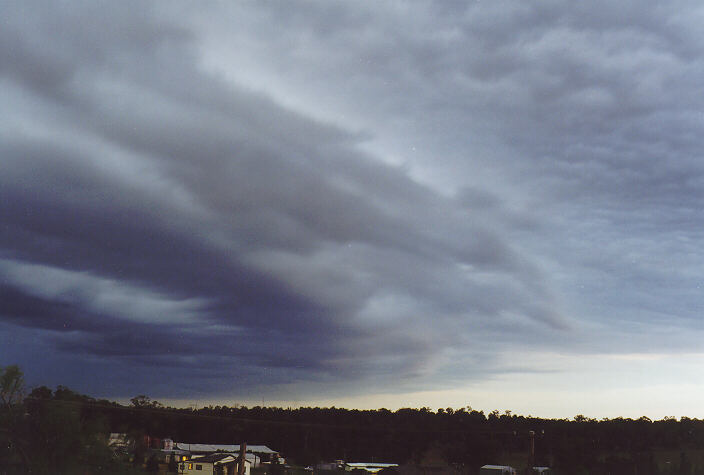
[4,366,704,474]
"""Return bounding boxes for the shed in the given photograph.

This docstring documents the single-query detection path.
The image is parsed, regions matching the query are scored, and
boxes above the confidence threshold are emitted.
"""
[479,466,517,475]
[344,463,399,474]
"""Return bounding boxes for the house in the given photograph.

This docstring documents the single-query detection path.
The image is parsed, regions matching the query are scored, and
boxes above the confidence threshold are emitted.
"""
[150,447,191,467]
[143,437,189,466]
[179,453,252,475]
[479,466,517,475]
[174,443,279,466]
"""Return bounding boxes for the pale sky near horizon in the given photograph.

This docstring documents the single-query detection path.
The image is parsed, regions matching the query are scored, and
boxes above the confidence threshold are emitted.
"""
[3,0,704,419]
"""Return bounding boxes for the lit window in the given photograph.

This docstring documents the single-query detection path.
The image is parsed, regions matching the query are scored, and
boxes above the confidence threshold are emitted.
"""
[189,463,193,470]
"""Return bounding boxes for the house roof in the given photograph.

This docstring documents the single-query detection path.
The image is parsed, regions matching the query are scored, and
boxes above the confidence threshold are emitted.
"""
[186,452,255,464]
[242,445,277,454]
[346,463,398,468]
[176,443,277,454]
[190,453,235,464]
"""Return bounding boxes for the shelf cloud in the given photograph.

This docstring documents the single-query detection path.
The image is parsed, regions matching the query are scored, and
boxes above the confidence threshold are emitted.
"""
[3,1,704,411]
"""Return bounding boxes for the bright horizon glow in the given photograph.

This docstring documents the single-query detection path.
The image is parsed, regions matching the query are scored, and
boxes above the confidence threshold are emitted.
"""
[156,352,704,420]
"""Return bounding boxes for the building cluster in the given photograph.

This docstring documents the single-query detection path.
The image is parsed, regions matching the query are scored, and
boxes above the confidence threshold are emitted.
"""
[108,434,551,475]
[109,434,281,475]
[172,443,280,475]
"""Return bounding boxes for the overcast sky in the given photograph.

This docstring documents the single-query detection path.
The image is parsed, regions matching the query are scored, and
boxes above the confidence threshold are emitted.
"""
[3,0,704,418]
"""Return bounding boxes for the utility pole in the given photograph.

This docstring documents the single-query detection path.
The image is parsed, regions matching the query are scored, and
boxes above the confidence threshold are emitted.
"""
[238,442,247,475]
[528,431,535,475]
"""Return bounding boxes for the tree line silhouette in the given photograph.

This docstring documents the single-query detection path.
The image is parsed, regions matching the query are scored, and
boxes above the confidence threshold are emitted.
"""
[2,365,703,474]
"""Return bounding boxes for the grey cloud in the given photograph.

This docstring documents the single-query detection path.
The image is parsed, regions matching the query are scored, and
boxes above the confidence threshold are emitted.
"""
[5,0,703,400]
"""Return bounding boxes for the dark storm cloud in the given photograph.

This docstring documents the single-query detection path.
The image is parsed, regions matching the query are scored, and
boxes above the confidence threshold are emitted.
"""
[3,0,704,400]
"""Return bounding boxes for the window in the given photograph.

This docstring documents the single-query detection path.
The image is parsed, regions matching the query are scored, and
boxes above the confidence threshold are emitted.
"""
[196,464,203,470]
[189,463,193,470]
